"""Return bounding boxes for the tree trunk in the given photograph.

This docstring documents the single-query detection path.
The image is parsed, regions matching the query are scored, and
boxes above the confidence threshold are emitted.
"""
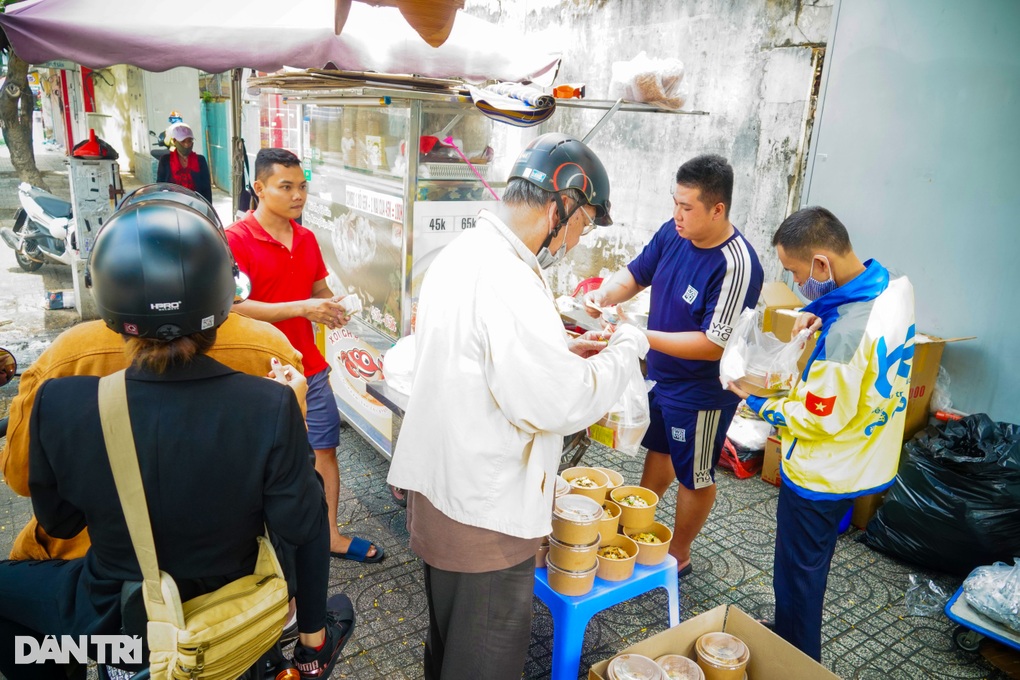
[1,51,48,190]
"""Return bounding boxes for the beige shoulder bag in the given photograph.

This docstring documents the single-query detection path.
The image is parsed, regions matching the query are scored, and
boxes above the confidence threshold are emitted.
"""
[98,370,289,680]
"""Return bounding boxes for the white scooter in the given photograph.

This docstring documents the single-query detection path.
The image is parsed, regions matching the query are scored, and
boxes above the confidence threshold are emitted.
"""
[0,182,75,271]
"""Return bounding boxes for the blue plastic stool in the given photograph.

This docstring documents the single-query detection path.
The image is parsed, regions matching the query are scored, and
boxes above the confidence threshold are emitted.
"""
[534,554,680,680]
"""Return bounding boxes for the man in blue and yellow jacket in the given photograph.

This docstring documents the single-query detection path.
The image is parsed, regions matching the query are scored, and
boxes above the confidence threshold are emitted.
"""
[728,206,915,661]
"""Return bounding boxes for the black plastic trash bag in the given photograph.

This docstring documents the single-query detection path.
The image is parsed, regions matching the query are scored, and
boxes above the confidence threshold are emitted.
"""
[862,414,1020,576]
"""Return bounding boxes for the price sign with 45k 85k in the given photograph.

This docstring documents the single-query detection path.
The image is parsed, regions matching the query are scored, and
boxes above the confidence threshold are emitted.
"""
[412,199,498,293]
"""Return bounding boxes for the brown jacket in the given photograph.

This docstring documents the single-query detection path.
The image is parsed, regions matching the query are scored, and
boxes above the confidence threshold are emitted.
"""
[2,313,303,560]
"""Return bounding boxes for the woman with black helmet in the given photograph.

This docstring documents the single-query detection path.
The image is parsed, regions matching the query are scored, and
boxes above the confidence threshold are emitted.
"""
[0,193,354,679]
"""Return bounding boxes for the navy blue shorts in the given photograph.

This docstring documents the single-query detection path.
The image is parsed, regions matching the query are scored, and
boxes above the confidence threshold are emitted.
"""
[305,367,341,451]
[641,390,738,490]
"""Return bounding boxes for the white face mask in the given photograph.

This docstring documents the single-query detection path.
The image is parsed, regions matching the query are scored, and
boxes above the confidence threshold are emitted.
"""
[536,240,566,269]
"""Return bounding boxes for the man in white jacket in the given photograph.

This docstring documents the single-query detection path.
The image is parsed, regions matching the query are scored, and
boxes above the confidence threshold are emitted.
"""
[387,133,649,680]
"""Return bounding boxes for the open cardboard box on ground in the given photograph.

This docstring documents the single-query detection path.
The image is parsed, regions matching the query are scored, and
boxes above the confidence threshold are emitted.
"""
[588,604,840,679]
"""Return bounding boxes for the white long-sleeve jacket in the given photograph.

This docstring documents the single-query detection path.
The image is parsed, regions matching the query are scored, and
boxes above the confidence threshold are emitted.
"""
[387,210,648,539]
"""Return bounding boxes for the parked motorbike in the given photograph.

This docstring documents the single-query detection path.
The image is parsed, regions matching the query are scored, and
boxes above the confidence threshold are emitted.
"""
[149,129,170,160]
[0,182,75,271]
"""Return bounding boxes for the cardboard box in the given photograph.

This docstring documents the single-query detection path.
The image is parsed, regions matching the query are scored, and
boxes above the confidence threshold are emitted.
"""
[851,491,887,530]
[902,334,973,440]
[770,309,973,442]
[759,282,803,333]
[588,605,840,680]
[761,435,782,487]
[733,375,790,399]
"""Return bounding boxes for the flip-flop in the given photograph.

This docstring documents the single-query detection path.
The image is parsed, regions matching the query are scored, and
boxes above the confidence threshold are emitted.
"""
[330,536,384,563]
[677,562,693,578]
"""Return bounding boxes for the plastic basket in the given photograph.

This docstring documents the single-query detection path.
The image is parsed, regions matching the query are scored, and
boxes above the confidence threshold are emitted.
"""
[572,277,604,297]
[420,162,490,180]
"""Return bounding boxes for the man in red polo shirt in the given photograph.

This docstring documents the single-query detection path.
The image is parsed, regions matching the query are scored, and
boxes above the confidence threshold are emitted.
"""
[227,147,383,563]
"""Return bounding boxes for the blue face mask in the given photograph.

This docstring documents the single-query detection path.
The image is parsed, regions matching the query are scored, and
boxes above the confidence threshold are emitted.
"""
[798,256,837,300]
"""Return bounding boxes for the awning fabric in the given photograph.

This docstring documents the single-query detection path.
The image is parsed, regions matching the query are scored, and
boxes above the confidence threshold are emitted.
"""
[0,0,560,84]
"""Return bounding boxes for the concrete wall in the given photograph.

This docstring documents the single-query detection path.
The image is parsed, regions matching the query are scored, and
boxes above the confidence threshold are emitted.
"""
[465,0,832,296]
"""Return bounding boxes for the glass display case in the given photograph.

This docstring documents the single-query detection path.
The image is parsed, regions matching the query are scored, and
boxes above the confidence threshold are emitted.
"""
[283,89,518,456]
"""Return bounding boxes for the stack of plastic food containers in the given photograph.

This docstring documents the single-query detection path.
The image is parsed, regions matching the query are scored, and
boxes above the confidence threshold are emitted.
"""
[547,494,603,595]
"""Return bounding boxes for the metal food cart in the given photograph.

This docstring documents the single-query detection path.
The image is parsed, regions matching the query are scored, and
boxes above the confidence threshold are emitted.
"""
[253,86,518,456]
[248,84,705,458]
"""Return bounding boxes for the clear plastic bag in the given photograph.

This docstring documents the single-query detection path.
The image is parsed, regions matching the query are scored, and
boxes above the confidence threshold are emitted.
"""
[589,373,653,456]
[931,365,953,413]
[608,51,686,110]
[904,573,949,616]
[963,559,1020,633]
[719,308,810,396]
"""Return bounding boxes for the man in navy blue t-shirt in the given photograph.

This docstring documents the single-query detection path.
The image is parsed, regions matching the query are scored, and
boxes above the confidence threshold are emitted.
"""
[585,155,763,577]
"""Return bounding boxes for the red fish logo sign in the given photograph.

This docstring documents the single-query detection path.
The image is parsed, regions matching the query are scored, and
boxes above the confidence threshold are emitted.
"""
[340,348,384,382]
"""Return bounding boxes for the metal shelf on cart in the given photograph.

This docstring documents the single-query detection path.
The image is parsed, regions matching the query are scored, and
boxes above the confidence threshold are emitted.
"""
[555,99,708,116]
[278,86,472,106]
[275,86,709,116]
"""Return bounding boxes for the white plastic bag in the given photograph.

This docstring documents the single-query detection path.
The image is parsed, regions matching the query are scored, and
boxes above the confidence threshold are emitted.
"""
[608,51,686,110]
[588,373,653,456]
[381,335,415,396]
[963,558,1020,633]
[719,308,809,396]
[726,413,772,452]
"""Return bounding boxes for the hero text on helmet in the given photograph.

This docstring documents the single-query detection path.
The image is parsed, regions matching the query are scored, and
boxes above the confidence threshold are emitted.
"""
[507,132,612,226]
[87,194,236,341]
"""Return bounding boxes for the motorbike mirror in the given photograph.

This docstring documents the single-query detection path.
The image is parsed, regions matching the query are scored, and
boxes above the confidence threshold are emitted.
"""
[234,270,251,304]
[0,348,17,388]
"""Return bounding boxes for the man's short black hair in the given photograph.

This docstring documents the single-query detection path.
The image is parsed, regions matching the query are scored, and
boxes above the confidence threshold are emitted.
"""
[675,154,733,216]
[254,148,302,183]
[772,206,853,258]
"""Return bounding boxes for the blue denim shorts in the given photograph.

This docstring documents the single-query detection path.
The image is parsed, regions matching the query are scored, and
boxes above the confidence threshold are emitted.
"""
[305,367,341,451]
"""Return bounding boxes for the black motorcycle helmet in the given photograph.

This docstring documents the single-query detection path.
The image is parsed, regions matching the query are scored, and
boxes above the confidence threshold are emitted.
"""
[507,132,613,226]
[86,199,236,341]
[119,183,221,230]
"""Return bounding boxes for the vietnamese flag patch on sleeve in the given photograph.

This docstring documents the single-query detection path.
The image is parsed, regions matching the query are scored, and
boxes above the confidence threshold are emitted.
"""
[805,391,837,416]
